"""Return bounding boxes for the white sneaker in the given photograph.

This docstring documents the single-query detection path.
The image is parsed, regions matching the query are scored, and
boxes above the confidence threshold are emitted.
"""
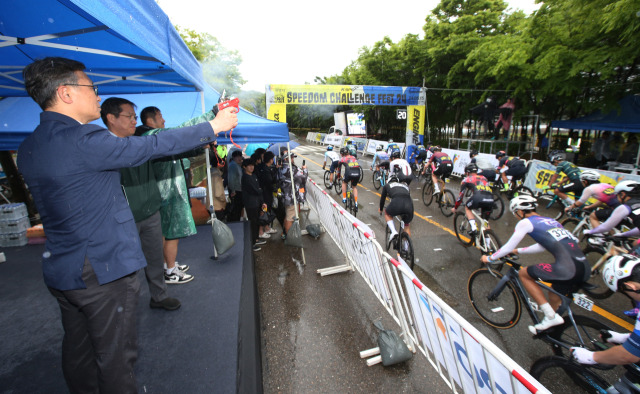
[528,313,564,334]
[267,228,279,234]
[259,233,271,239]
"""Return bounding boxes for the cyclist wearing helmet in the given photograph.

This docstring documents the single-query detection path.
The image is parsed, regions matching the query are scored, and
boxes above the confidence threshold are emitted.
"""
[496,151,526,192]
[371,145,390,173]
[345,139,358,158]
[548,151,583,206]
[565,170,619,228]
[379,171,414,242]
[423,146,453,195]
[452,164,494,237]
[390,150,413,185]
[322,145,341,187]
[470,149,498,182]
[586,181,640,247]
[571,254,640,373]
[481,195,589,333]
[339,146,361,208]
[406,143,418,165]
[387,142,401,157]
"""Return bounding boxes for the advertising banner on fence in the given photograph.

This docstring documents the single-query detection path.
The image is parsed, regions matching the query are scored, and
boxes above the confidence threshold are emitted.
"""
[343,137,368,153]
[324,135,344,147]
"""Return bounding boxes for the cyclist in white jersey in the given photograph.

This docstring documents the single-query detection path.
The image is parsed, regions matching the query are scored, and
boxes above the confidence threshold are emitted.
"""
[389,150,413,185]
[322,145,341,187]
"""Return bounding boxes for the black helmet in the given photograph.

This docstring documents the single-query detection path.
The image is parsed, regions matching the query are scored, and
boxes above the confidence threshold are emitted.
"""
[495,150,506,159]
[391,150,401,159]
[465,163,478,173]
[470,149,478,157]
[433,145,442,152]
[327,145,333,151]
[339,147,348,155]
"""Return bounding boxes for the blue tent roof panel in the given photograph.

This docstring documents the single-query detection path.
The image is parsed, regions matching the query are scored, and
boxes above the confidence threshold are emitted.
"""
[551,95,640,133]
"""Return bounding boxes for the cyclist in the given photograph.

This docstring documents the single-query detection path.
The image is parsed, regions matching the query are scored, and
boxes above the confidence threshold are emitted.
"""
[379,171,414,244]
[585,180,640,244]
[338,147,361,208]
[571,255,640,380]
[389,150,413,185]
[406,143,418,167]
[481,195,589,333]
[495,151,526,192]
[548,150,583,207]
[422,146,453,195]
[322,145,341,188]
[371,145,391,173]
[451,163,495,237]
[470,149,498,182]
[345,139,358,158]
[564,169,620,228]
[387,141,401,157]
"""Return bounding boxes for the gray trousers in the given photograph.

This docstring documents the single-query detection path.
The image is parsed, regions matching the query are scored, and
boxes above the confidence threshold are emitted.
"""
[136,211,169,302]
[49,259,140,394]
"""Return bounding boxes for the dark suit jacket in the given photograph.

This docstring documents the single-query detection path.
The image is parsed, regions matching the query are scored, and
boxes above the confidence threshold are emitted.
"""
[17,111,215,291]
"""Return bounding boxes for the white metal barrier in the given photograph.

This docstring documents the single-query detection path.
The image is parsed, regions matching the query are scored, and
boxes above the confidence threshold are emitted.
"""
[305,176,550,394]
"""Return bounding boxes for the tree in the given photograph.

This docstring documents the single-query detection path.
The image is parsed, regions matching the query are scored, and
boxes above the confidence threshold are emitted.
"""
[176,26,245,94]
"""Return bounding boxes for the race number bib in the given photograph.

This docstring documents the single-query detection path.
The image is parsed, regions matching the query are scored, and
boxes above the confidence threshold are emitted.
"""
[548,227,579,242]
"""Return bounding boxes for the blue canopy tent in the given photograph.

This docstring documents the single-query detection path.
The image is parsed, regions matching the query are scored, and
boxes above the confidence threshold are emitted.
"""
[0,0,288,147]
[551,95,640,134]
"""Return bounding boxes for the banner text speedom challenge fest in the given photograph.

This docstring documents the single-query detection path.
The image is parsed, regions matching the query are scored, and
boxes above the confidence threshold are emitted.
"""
[266,85,425,106]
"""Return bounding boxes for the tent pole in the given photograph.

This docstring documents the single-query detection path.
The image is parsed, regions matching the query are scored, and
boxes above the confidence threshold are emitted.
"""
[287,141,306,265]
[202,90,218,258]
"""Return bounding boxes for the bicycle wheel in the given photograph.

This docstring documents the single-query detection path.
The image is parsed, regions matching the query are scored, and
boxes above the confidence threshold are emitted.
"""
[385,225,392,252]
[582,246,614,299]
[513,185,533,197]
[548,315,612,356]
[350,194,357,217]
[323,171,332,189]
[560,217,589,250]
[358,167,364,183]
[490,193,505,220]
[439,189,456,217]
[372,170,382,190]
[422,181,434,206]
[454,212,474,246]
[467,268,522,329]
[399,232,415,270]
[334,176,342,194]
[543,197,565,221]
[530,356,610,393]
[482,229,503,255]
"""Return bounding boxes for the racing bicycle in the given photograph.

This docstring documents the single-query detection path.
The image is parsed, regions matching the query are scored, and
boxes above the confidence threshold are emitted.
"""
[372,166,389,191]
[453,208,502,254]
[343,179,358,217]
[582,235,634,299]
[422,175,456,217]
[384,214,415,270]
[467,256,612,355]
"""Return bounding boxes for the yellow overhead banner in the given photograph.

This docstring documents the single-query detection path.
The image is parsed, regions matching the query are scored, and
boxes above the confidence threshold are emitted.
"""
[407,105,425,135]
[266,84,426,107]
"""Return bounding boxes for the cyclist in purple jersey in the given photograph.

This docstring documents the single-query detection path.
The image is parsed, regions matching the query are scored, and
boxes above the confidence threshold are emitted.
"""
[565,169,620,228]
[481,195,589,333]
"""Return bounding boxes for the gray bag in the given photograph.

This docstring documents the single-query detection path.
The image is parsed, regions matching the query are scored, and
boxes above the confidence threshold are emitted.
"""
[374,320,412,366]
[284,219,303,248]
[211,215,235,255]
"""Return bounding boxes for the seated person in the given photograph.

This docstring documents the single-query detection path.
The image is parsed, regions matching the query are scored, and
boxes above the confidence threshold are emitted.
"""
[371,145,390,172]
[339,147,361,208]
[322,145,341,187]
[389,150,413,185]
[423,146,453,194]
[548,150,583,206]
[379,172,414,243]
[565,170,620,228]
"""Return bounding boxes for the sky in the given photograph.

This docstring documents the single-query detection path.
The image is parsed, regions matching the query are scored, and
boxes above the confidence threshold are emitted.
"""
[157,0,540,92]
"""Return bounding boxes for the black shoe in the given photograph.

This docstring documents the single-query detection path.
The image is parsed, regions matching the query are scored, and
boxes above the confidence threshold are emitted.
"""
[468,230,478,239]
[150,297,181,311]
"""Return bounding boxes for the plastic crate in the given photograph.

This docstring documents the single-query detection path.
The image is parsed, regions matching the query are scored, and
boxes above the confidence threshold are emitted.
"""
[0,203,28,221]
[0,216,30,234]
[0,230,28,247]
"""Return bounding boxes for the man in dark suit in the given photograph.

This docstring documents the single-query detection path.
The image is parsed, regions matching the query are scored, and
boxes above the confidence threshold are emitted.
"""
[17,57,237,393]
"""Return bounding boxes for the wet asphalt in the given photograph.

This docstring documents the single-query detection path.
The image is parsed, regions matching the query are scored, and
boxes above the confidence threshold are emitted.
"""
[255,140,635,393]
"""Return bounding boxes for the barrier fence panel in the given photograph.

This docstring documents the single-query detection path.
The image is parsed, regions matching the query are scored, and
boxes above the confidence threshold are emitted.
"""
[304,175,550,394]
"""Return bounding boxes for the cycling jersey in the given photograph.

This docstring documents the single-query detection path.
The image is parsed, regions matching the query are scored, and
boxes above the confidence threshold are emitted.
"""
[470,156,495,171]
[498,156,524,170]
[455,174,494,214]
[324,150,340,172]
[428,152,453,179]
[416,145,427,162]
[406,145,418,164]
[588,197,640,236]
[340,155,360,186]
[390,158,412,176]
[555,160,582,181]
[578,183,620,208]
[371,151,390,170]
[387,143,401,156]
[623,314,640,358]
[380,180,414,224]
[490,215,589,294]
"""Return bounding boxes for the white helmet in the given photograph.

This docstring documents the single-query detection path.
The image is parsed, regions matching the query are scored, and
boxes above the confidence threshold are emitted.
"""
[376,145,383,151]
[602,254,640,292]
[579,170,600,183]
[614,180,640,195]
[509,195,538,216]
